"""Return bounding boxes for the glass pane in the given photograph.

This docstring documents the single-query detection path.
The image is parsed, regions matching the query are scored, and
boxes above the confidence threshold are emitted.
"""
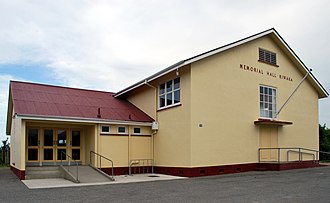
[28,149,38,161]
[134,128,141,134]
[166,93,173,105]
[260,86,263,93]
[101,126,110,133]
[28,129,38,146]
[57,149,66,161]
[72,131,80,147]
[159,83,165,95]
[44,129,53,146]
[118,127,126,133]
[269,96,272,103]
[72,149,80,160]
[166,81,172,92]
[174,78,180,90]
[265,87,268,94]
[44,149,53,160]
[160,95,165,107]
[174,90,180,103]
[57,130,67,147]
[260,94,263,102]
[265,95,268,102]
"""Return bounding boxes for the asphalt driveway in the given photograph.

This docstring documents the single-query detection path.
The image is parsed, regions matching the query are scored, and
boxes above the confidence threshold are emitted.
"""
[1,166,330,203]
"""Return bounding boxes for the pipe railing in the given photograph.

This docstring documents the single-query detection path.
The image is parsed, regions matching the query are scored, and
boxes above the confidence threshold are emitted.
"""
[258,147,330,163]
[89,151,114,180]
[60,151,79,182]
[129,159,154,175]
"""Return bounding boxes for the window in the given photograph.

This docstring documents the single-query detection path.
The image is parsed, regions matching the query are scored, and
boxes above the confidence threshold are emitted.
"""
[259,48,277,66]
[159,77,180,108]
[260,86,277,119]
[101,125,110,133]
[118,126,126,134]
[133,127,141,134]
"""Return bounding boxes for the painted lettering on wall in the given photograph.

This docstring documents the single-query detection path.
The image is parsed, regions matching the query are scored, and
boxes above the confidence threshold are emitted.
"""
[239,64,293,82]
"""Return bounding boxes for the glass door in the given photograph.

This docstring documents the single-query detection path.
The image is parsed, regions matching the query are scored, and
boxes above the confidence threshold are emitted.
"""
[56,129,68,161]
[27,128,39,162]
[43,129,54,161]
[71,130,81,160]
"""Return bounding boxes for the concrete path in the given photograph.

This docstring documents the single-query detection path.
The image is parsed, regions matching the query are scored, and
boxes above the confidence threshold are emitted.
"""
[22,173,186,189]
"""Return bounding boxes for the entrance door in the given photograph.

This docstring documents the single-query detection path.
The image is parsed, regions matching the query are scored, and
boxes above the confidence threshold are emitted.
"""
[43,129,54,161]
[27,128,40,162]
[260,126,278,161]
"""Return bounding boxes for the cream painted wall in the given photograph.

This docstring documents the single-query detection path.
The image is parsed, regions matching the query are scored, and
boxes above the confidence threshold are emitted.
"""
[85,125,97,165]
[153,67,192,167]
[127,86,156,119]
[189,36,320,166]
[10,115,24,170]
[98,124,152,167]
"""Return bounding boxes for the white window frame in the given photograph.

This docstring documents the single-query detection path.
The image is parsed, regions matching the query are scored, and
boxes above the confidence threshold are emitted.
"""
[133,127,142,135]
[118,126,127,134]
[259,85,277,119]
[158,77,180,109]
[101,125,110,134]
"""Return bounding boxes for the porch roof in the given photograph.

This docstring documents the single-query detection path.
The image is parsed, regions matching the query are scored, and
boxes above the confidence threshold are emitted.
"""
[9,81,154,124]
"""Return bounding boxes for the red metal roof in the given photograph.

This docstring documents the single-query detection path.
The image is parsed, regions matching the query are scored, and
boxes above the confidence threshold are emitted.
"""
[10,81,154,123]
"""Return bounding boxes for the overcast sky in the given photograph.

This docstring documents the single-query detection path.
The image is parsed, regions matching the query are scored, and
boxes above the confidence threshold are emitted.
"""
[0,0,330,142]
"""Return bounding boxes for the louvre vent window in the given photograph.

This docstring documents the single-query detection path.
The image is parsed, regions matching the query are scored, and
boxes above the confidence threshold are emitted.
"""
[259,48,277,66]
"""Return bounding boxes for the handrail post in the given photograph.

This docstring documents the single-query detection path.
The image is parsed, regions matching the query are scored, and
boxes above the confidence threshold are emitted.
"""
[278,148,280,163]
[299,148,301,162]
[258,148,260,163]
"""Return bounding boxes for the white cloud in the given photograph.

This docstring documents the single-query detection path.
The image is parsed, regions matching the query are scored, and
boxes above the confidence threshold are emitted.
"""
[0,75,21,142]
[0,0,329,130]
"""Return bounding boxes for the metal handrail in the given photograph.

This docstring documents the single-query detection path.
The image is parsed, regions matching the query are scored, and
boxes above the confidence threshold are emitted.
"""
[258,147,330,163]
[89,151,114,180]
[60,151,79,182]
[287,150,315,162]
[129,159,154,175]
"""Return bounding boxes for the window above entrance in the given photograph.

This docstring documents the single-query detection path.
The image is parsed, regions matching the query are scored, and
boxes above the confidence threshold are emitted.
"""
[259,85,276,119]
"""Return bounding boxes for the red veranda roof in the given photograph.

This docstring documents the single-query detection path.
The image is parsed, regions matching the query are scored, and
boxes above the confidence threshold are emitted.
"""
[9,81,154,123]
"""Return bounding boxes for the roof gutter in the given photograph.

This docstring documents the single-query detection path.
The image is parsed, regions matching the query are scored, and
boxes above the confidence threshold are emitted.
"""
[16,114,153,126]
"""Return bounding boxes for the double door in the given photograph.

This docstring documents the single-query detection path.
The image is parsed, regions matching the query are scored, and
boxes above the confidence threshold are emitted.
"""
[27,128,81,163]
[259,126,278,161]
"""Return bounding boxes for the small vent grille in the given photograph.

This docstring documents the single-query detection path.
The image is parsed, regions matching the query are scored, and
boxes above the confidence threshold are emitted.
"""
[259,48,277,65]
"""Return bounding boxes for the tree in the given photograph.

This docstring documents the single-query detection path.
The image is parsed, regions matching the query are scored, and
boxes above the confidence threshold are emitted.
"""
[1,137,10,164]
[319,124,330,160]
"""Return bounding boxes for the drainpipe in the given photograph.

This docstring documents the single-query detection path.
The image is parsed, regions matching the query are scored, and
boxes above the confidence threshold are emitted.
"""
[144,80,158,172]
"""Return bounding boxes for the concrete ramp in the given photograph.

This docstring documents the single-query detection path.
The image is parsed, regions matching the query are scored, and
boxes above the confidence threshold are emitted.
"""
[76,166,113,183]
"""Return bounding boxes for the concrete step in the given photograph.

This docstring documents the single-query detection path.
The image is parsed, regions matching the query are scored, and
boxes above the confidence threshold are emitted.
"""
[26,166,62,179]
[26,166,60,172]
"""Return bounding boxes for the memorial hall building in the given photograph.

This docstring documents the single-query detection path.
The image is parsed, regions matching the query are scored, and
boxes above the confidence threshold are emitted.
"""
[6,28,328,180]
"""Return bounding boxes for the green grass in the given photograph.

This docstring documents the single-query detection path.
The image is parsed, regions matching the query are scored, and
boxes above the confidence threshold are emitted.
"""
[320,160,330,163]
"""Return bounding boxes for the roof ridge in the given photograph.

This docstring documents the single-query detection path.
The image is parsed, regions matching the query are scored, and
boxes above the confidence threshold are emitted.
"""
[10,80,115,94]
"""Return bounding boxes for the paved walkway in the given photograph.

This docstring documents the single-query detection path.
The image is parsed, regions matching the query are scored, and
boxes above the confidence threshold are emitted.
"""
[22,173,186,189]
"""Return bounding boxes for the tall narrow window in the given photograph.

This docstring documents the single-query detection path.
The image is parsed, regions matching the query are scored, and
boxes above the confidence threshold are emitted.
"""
[260,85,277,118]
[259,48,277,66]
[159,77,180,108]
